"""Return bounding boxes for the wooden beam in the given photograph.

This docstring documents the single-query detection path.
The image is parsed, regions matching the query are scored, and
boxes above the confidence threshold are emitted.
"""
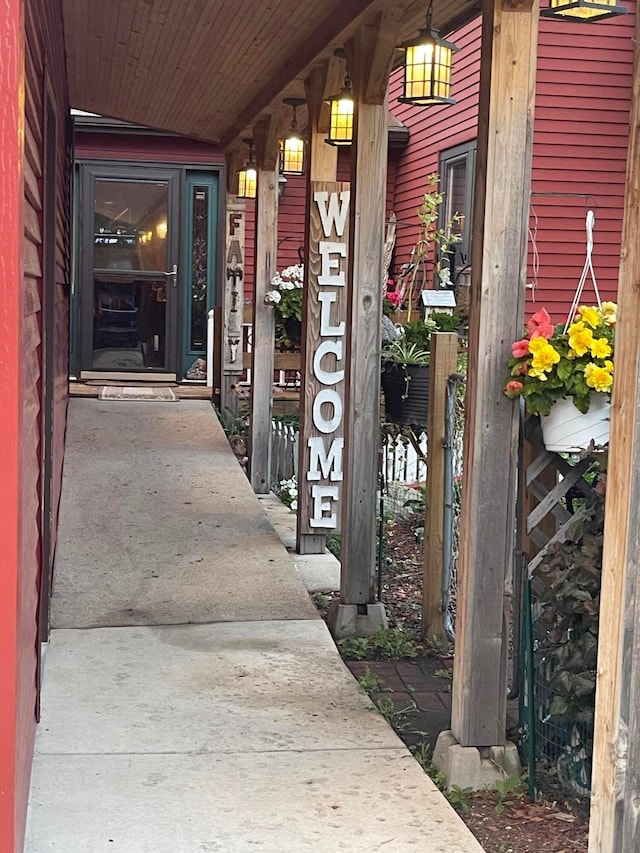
[249,157,279,493]
[423,332,459,639]
[451,0,539,747]
[339,17,397,608]
[219,0,376,149]
[225,149,243,196]
[254,114,281,172]
[304,59,341,181]
[347,8,402,105]
[305,57,344,136]
[589,16,640,853]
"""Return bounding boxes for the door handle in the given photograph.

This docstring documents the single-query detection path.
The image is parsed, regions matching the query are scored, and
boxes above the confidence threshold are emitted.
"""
[162,264,178,287]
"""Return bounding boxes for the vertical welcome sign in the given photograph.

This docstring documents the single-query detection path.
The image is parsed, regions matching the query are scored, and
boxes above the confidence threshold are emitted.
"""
[299,182,350,536]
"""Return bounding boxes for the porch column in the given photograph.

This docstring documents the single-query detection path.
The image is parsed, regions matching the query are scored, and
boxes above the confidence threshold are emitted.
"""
[220,150,246,414]
[328,9,402,637]
[447,0,539,754]
[296,60,340,556]
[589,14,640,852]
[249,116,280,493]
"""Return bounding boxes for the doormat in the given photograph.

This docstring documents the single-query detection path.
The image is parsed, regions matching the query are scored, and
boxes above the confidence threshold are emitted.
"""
[99,387,178,402]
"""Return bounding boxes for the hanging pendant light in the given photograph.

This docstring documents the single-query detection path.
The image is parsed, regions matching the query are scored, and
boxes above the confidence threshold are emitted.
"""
[325,73,354,146]
[280,97,306,176]
[398,0,460,107]
[541,0,626,20]
[237,138,257,199]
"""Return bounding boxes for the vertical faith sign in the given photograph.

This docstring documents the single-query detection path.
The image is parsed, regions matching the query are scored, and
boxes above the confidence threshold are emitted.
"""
[298,182,350,543]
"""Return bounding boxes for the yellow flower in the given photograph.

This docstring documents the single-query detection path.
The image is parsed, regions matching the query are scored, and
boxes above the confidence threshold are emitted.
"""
[590,337,612,359]
[584,362,613,392]
[568,321,594,357]
[529,340,560,376]
[578,306,600,329]
[528,366,548,380]
[600,301,617,326]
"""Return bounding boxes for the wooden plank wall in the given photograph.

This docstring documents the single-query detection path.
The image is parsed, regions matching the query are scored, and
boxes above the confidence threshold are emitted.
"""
[14,1,70,847]
[529,11,635,321]
[388,17,482,280]
[0,3,26,848]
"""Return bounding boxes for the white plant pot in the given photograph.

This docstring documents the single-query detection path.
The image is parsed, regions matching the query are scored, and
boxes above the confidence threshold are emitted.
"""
[540,395,610,453]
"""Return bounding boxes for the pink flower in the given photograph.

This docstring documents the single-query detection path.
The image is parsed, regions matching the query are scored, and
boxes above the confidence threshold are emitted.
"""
[527,308,554,340]
[512,339,530,358]
[506,380,524,393]
[513,362,529,375]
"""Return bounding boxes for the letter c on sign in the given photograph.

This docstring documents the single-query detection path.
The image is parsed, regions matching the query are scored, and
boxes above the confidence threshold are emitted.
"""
[313,340,344,386]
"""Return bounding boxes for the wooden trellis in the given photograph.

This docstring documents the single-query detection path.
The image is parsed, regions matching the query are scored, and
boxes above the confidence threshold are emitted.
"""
[523,416,599,575]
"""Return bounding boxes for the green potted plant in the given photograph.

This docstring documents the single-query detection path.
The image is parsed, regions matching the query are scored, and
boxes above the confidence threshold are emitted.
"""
[381,313,461,429]
[504,304,616,451]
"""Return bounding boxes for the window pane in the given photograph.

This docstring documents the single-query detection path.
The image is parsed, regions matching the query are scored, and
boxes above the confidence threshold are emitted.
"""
[92,276,166,370]
[93,180,169,271]
[445,158,467,240]
[190,185,209,351]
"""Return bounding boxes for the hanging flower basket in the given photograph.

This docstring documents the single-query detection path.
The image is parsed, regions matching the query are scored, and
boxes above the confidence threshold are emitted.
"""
[540,395,610,453]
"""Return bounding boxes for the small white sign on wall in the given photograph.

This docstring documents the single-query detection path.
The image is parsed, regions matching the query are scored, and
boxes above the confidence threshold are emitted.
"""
[421,289,457,313]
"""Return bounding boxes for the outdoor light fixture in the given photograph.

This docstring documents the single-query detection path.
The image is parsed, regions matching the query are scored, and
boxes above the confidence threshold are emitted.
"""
[237,138,257,199]
[325,73,355,146]
[280,98,306,176]
[398,0,460,107]
[541,0,626,21]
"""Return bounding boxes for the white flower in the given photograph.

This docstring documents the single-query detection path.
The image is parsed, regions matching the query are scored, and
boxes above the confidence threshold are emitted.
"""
[290,500,298,512]
[265,290,282,305]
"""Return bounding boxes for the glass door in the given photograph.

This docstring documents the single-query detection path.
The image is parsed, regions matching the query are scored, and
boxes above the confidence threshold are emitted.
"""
[80,167,180,376]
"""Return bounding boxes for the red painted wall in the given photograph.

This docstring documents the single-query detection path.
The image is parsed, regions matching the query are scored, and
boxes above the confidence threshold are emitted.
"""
[242,147,400,304]
[0,1,25,849]
[528,10,634,320]
[0,0,71,849]
[387,8,635,322]
[388,17,481,284]
[74,129,225,165]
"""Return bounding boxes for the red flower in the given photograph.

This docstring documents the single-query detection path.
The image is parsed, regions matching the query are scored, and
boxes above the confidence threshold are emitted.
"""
[526,308,554,340]
[512,339,530,358]
[506,380,524,393]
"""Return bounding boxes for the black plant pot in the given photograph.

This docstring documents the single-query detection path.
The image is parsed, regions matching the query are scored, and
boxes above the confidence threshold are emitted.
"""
[381,362,430,430]
[282,316,302,345]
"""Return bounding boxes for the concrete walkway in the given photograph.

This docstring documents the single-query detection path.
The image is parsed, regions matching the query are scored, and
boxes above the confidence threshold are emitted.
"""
[25,398,483,853]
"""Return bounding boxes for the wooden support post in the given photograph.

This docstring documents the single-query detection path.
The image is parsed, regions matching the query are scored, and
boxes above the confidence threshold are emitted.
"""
[249,117,279,493]
[296,61,340,555]
[423,332,459,639]
[334,10,400,623]
[589,15,640,852]
[451,0,538,747]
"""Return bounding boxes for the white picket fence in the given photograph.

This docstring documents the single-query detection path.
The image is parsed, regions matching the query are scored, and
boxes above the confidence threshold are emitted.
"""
[269,419,427,491]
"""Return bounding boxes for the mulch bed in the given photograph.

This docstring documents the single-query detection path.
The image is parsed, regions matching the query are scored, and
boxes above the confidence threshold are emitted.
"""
[316,510,591,853]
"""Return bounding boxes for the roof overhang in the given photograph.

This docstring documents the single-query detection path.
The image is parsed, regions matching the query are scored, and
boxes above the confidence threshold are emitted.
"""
[62,0,480,151]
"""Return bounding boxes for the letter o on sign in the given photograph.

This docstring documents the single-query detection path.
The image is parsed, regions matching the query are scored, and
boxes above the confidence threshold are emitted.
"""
[312,389,343,434]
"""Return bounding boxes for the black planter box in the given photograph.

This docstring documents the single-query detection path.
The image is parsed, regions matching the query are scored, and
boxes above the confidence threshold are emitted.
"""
[381,362,430,430]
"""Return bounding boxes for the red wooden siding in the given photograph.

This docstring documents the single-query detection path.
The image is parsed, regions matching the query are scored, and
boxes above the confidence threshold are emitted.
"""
[242,148,400,304]
[0,1,25,849]
[387,9,635,321]
[0,0,72,849]
[388,17,481,284]
[528,10,634,321]
[74,129,225,165]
